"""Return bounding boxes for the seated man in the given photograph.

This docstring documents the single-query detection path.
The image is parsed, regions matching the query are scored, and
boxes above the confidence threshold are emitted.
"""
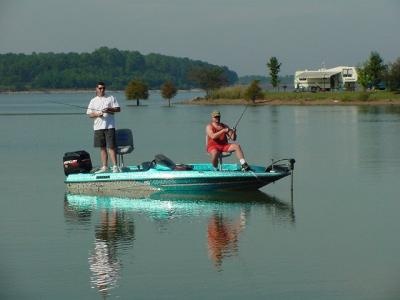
[206,110,250,171]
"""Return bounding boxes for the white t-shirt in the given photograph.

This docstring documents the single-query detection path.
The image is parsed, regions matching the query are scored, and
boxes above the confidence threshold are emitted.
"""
[86,95,120,130]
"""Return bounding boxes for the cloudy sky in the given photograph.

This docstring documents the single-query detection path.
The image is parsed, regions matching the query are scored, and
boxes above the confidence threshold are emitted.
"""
[0,0,399,76]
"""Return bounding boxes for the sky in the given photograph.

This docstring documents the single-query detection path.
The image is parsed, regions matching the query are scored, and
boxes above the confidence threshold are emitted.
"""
[0,0,399,76]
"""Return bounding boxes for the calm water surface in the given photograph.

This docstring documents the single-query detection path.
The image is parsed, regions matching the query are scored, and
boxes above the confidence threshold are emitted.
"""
[1,92,400,299]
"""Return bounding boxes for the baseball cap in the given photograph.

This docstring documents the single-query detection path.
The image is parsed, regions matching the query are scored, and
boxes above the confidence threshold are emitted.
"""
[211,110,221,117]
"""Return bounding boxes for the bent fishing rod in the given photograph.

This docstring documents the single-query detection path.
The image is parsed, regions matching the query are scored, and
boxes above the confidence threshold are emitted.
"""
[232,105,249,130]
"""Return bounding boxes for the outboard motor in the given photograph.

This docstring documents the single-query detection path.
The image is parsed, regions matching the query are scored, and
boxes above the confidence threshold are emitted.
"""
[63,150,92,175]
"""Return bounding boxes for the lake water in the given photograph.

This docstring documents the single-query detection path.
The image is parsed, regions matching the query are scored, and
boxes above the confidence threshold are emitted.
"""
[1,91,400,299]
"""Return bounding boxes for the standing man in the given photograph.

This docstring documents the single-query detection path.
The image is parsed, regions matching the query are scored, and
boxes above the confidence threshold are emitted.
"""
[87,81,121,173]
[206,110,250,171]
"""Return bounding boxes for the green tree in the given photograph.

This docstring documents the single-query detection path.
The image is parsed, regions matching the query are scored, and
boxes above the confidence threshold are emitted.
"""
[386,57,400,91]
[161,80,178,107]
[358,51,387,89]
[188,66,228,98]
[124,51,145,73]
[366,51,386,88]
[356,65,372,90]
[244,80,263,103]
[125,79,149,106]
[267,56,281,89]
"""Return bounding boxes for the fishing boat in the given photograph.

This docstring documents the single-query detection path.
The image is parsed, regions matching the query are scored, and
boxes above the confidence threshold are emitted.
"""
[64,154,295,196]
[63,129,295,196]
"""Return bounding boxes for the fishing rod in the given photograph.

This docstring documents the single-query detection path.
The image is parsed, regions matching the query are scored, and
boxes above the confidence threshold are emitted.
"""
[49,100,102,112]
[233,105,249,130]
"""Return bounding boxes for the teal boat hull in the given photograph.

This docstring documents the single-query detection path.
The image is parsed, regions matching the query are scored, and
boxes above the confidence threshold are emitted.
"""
[65,162,293,196]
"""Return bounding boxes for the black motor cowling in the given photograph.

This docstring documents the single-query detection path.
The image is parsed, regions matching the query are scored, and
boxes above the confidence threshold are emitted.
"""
[63,150,92,175]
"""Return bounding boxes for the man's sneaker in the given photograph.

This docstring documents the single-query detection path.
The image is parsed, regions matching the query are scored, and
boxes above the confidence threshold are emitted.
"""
[95,166,108,174]
[241,162,251,172]
[112,165,120,173]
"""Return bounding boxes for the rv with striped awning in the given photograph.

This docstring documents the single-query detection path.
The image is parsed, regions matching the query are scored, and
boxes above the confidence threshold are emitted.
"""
[294,66,358,92]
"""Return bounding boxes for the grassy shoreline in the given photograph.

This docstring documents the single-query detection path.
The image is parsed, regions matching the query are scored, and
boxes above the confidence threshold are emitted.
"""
[184,91,400,106]
[184,98,400,106]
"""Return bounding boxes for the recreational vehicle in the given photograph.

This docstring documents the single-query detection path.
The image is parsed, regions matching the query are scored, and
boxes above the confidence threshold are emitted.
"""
[294,66,358,92]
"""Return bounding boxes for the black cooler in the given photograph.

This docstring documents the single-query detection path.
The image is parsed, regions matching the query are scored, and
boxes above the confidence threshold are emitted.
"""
[63,150,92,175]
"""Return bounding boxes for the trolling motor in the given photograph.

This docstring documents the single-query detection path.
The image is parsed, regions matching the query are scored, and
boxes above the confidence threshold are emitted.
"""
[265,158,296,191]
[289,158,296,170]
[265,158,295,172]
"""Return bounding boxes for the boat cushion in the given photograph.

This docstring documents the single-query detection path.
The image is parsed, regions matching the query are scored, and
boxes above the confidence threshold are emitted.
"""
[154,154,176,169]
[153,154,193,171]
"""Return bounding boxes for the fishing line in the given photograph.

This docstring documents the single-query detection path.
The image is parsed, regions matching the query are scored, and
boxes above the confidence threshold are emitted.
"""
[49,100,103,112]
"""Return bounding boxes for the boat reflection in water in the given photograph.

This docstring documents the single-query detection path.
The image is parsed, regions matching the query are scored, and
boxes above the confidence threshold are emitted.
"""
[64,190,295,295]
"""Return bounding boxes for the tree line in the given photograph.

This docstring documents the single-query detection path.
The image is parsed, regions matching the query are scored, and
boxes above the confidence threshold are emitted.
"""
[357,51,400,91]
[0,47,238,91]
[1,47,398,95]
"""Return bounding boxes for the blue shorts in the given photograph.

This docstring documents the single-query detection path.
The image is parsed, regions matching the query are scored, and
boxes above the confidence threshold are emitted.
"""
[94,128,116,148]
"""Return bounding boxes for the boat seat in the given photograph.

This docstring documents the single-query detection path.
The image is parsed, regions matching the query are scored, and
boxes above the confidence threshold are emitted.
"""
[205,135,232,171]
[115,129,134,169]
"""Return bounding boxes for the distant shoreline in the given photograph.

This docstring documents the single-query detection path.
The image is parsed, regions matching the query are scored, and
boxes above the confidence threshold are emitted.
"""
[2,89,400,106]
[0,89,93,94]
[0,88,204,94]
[183,98,400,106]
